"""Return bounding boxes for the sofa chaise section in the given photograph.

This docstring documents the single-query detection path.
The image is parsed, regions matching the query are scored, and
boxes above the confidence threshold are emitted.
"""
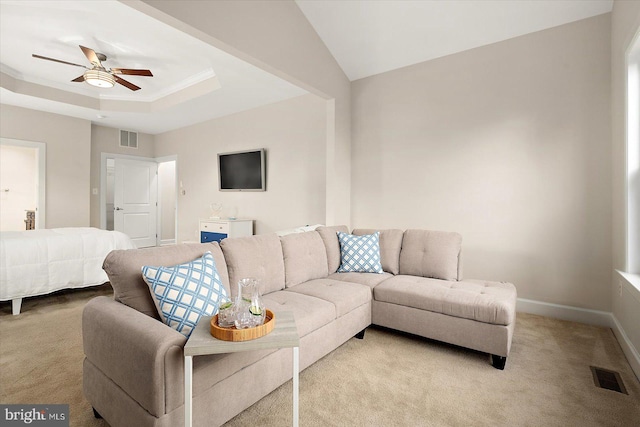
[319,226,517,369]
[370,229,517,369]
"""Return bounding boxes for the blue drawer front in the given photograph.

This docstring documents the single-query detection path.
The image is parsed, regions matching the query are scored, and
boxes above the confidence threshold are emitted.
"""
[201,231,228,243]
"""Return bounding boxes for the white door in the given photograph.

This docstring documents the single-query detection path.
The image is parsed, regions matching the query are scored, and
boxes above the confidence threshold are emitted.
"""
[114,158,158,248]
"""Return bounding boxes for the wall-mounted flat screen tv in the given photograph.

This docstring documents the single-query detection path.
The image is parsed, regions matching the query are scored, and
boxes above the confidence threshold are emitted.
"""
[218,149,266,191]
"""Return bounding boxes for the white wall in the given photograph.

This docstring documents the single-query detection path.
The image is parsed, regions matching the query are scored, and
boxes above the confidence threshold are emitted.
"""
[0,144,36,231]
[154,94,326,241]
[351,15,612,311]
[0,104,91,228]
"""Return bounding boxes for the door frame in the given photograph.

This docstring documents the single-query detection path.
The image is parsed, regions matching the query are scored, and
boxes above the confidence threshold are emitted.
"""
[156,154,178,246]
[100,152,178,244]
[0,138,46,229]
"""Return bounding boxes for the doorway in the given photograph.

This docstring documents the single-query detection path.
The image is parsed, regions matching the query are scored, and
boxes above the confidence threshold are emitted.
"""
[0,138,46,231]
[101,153,176,247]
[157,159,177,245]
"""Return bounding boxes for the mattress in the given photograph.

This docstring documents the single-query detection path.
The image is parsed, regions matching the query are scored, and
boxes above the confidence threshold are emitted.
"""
[0,227,135,301]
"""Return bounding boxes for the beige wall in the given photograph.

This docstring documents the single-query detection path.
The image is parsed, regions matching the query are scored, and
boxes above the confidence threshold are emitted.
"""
[154,94,326,241]
[134,0,351,226]
[611,0,640,378]
[89,124,155,227]
[351,15,612,311]
[0,104,91,228]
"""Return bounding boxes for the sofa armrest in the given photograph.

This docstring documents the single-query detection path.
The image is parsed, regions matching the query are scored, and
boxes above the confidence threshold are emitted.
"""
[82,296,186,417]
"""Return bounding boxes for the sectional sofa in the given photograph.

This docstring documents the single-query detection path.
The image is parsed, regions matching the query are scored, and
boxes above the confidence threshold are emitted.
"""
[82,226,517,427]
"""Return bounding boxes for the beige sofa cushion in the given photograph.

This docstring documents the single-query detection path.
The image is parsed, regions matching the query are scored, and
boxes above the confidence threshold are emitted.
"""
[399,229,462,281]
[221,234,285,297]
[262,291,336,337]
[328,272,393,290]
[316,225,349,273]
[374,276,516,325]
[103,242,229,319]
[352,228,404,275]
[285,278,371,318]
[280,231,329,288]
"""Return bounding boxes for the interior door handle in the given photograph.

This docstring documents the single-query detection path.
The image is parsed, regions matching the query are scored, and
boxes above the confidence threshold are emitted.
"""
[114,207,123,211]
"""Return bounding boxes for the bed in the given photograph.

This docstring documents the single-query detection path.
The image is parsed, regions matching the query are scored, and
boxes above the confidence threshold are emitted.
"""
[0,227,136,315]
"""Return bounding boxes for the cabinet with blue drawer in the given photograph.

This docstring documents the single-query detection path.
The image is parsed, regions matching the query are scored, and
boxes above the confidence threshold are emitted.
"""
[199,219,253,243]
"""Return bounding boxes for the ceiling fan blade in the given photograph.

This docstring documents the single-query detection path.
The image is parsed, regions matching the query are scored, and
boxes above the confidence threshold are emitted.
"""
[79,45,102,66]
[32,54,87,68]
[110,68,153,77]
[71,75,85,82]
[114,75,141,91]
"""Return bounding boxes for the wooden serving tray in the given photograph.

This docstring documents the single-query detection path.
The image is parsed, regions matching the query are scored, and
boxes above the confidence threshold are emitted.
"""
[210,309,275,342]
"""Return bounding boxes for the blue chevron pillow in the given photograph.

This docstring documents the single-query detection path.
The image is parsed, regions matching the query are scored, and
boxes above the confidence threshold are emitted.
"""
[142,252,228,338]
[337,231,383,274]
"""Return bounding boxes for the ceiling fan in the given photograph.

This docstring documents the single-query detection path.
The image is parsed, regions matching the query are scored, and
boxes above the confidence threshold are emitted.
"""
[32,45,153,91]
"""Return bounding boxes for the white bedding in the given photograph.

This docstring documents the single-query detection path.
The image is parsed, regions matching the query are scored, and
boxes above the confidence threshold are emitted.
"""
[0,227,135,311]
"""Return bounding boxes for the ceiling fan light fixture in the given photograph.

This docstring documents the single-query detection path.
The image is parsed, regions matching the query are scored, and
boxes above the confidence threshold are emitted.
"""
[83,69,115,88]
[34,46,151,91]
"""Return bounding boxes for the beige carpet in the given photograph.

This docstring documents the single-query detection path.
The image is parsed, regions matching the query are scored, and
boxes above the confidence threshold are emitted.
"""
[1,287,639,427]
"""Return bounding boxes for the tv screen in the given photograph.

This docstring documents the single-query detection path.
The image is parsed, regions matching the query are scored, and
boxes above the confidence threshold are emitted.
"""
[218,149,266,191]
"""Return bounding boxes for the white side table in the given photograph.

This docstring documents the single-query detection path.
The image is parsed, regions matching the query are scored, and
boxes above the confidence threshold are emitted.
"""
[184,311,300,427]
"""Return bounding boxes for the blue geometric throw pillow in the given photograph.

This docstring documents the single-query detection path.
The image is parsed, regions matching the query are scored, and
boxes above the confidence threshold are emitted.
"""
[337,231,383,274]
[142,252,228,338]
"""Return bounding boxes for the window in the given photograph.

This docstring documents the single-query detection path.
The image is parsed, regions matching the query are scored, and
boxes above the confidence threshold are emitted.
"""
[626,33,640,274]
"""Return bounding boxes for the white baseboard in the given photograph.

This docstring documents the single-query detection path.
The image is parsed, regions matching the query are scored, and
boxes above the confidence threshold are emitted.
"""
[516,298,614,327]
[611,315,640,382]
[160,239,176,246]
[517,298,640,381]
